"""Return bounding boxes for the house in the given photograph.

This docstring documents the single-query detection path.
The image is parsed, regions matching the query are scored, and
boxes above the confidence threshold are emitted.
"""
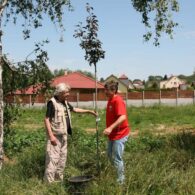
[118,74,134,90]
[160,76,186,89]
[133,80,145,90]
[51,71,104,94]
[104,74,129,93]
[8,71,105,104]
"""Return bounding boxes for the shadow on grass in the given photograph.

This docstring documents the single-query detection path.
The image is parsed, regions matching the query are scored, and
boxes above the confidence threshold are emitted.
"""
[18,147,45,180]
[170,131,195,154]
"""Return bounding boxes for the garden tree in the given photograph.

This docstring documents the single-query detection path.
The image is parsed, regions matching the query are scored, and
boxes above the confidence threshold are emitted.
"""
[76,69,95,79]
[53,68,95,79]
[3,41,53,95]
[0,0,72,169]
[155,75,163,81]
[163,74,168,80]
[148,75,156,81]
[100,77,104,83]
[74,3,105,175]
[133,79,142,83]
[53,68,72,77]
[148,75,163,82]
[151,81,159,89]
[131,0,179,46]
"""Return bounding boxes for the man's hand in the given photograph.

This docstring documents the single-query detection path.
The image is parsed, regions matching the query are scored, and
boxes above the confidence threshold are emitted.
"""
[103,127,112,135]
[50,135,57,146]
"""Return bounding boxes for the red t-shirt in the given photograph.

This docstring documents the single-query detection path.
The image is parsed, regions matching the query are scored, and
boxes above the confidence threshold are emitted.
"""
[106,94,130,140]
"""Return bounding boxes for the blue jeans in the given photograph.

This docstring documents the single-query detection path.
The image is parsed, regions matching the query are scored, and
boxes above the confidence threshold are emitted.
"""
[107,135,128,183]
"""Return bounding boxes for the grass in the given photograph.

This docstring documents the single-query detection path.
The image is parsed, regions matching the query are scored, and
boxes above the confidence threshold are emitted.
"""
[1,105,195,194]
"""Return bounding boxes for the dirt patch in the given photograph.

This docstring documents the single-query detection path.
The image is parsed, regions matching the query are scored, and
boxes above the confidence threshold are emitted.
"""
[11,124,43,131]
[85,128,96,133]
[86,124,195,136]
[153,124,195,135]
[131,130,139,137]
[4,155,16,165]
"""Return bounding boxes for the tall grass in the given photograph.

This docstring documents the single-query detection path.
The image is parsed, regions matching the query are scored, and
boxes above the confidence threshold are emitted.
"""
[1,105,195,194]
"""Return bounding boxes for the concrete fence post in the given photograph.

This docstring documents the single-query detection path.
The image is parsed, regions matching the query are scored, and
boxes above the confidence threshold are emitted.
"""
[142,90,145,106]
[93,93,95,109]
[29,95,31,108]
[76,92,79,107]
[176,88,179,106]
[159,90,161,105]
[193,90,195,105]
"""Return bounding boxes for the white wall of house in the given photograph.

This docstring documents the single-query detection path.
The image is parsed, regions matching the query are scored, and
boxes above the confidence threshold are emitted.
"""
[160,76,185,89]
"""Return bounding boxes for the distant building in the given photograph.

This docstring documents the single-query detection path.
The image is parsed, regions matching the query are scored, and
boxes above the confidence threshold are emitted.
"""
[133,80,145,90]
[51,71,104,93]
[160,76,186,89]
[14,71,105,95]
[118,74,134,90]
[104,74,129,93]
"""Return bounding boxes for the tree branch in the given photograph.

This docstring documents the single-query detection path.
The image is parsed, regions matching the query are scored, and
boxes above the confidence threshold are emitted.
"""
[0,0,8,16]
[2,56,17,72]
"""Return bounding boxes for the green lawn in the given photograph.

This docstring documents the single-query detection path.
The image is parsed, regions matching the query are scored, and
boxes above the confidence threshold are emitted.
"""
[1,105,195,194]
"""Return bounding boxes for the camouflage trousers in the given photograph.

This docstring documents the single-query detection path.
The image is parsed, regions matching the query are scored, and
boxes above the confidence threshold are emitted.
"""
[44,134,67,183]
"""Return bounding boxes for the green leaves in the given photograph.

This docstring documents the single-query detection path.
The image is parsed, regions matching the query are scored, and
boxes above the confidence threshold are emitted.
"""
[3,40,53,97]
[74,3,105,66]
[131,0,179,46]
[3,0,72,38]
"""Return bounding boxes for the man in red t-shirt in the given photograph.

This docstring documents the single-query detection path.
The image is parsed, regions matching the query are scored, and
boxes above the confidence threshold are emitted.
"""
[103,80,130,184]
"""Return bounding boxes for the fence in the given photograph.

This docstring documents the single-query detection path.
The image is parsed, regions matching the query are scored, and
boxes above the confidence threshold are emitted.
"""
[5,90,195,108]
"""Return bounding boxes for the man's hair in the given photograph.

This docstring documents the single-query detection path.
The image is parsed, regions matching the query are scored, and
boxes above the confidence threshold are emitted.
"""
[54,83,70,96]
[104,80,118,94]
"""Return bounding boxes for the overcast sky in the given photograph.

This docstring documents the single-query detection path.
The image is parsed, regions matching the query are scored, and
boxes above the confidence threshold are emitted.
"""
[2,0,195,81]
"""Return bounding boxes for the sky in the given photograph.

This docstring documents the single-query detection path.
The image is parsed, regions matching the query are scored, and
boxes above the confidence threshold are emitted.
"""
[2,0,195,81]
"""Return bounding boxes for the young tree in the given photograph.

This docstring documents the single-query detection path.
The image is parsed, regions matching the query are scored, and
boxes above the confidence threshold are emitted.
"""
[74,3,105,175]
[0,0,72,169]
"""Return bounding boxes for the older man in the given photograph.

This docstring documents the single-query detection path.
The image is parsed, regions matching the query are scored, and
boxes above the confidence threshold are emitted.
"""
[44,83,96,183]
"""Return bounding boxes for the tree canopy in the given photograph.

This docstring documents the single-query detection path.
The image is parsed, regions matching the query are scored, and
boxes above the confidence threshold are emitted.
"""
[131,0,179,46]
[0,0,73,169]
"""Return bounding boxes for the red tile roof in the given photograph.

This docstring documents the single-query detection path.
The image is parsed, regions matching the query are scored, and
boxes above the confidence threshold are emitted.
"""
[14,83,43,95]
[51,72,104,89]
[14,72,104,94]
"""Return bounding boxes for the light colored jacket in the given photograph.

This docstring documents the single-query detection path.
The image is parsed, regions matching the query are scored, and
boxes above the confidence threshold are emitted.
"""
[50,97,72,135]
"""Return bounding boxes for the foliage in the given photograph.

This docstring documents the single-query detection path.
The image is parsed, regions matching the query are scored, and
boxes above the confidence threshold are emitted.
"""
[53,68,72,77]
[1,0,73,147]
[2,0,72,39]
[131,0,179,46]
[4,128,45,157]
[2,41,53,131]
[53,68,95,79]
[76,69,95,79]
[178,74,195,85]
[148,75,163,81]
[3,41,53,96]
[74,3,105,66]
[3,103,21,136]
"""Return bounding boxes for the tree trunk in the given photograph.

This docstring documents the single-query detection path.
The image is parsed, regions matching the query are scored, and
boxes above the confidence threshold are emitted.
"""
[0,17,3,169]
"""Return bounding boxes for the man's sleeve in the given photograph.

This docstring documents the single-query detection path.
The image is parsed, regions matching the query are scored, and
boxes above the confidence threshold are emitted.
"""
[67,102,74,112]
[46,101,55,118]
